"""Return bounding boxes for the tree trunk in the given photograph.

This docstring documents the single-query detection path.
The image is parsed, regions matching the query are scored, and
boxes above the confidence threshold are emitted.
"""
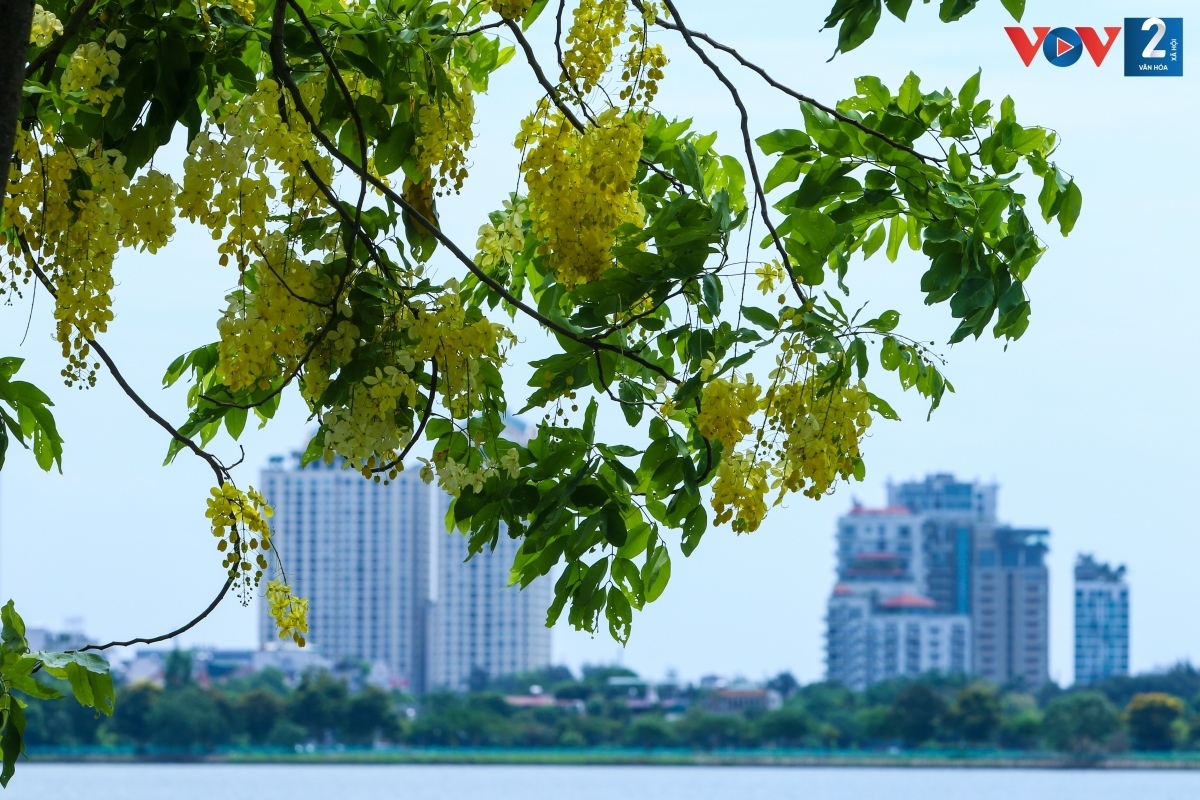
[0,0,34,217]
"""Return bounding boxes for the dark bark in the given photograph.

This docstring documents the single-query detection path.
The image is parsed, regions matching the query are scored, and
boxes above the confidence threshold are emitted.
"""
[0,0,34,217]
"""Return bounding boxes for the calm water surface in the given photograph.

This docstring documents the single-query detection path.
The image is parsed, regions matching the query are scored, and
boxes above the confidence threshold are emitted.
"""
[7,764,1200,800]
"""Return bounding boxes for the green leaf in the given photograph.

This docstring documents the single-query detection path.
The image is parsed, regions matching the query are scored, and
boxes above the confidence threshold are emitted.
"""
[999,0,1024,21]
[886,215,904,262]
[880,336,901,371]
[740,306,778,331]
[826,0,883,56]
[756,129,812,156]
[958,69,982,109]
[897,71,922,114]
[939,0,981,23]
[0,702,25,786]
[224,406,247,440]
[764,157,805,193]
[605,585,633,644]
[867,392,900,420]
[642,545,671,603]
[862,223,886,260]
[866,310,900,333]
[884,0,913,21]
[1057,180,1082,235]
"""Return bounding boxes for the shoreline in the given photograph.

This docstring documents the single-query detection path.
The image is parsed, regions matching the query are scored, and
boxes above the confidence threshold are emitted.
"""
[24,749,1200,770]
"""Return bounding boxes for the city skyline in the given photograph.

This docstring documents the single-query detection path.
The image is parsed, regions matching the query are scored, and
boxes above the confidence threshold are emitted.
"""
[0,0,1195,687]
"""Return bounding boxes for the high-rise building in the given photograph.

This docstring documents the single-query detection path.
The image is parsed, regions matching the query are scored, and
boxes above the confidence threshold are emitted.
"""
[260,436,552,693]
[426,416,550,690]
[888,474,995,615]
[1074,554,1129,686]
[427,507,552,691]
[259,456,432,692]
[973,526,1050,688]
[825,505,972,691]
[826,474,1050,689]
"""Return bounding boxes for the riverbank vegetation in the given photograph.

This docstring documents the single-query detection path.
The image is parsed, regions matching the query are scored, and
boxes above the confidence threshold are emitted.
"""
[22,654,1200,756]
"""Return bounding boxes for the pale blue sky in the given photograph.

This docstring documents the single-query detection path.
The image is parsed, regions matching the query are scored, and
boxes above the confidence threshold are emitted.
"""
[1,0,1196,686]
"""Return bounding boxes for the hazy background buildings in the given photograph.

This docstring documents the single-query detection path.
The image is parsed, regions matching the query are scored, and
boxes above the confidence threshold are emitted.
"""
[0,0,1196,686]
[258,450,550,692]
[827,474,1048,690]
[1075,554,1130,686]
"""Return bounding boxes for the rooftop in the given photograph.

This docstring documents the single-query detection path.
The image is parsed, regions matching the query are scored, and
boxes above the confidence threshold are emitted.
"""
[848,505,913,516]
[879,593,938,610]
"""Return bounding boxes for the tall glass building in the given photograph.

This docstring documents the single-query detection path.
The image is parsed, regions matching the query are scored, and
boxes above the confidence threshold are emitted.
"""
[1074,554,1129,685]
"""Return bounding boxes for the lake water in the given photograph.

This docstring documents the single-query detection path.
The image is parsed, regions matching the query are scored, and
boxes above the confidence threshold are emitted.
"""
[6,764,1200,800]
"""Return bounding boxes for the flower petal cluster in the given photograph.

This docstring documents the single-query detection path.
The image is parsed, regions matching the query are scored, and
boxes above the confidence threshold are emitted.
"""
[267,579,309,647]
[517,107,644,289]
[29,4,63,46]
[205,484,275,602]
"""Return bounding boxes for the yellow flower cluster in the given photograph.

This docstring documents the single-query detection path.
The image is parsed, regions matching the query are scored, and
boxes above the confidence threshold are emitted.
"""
[563,0,627,93]
[404,283,515,417]
[711,452,770,533]
[705,342,875,532]
[764,374,872,501]
[412,70,475,194]
[205,484,274,602]
[620,32,667,107]
[61,41,123,113]
[697,376,761,452]
[178,79,331,271]
[29,4,62,46]
[474,198,526,275]
[267,579,309,647]
[216,235,331,394]
[517,107,644,289]
[488,0,533,20]
[320,363,420,473]
[231,0,256,22]
[4,133,171,385]
[418,453,496,497]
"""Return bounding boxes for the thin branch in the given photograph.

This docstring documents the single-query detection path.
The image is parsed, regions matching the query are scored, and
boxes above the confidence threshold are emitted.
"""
[17,234,228,484]
[24,0,97,79]
[659,0,805,303]
[373,360,438,474]
[266,17,681,386]
[634,0,945,164]
[76,577,234,653]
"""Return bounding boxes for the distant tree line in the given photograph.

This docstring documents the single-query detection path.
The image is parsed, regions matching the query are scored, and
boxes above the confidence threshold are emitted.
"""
[22,653,1200,754]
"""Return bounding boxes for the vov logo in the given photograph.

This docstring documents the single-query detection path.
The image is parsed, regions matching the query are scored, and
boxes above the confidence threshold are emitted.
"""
[1006,18,1183,76]
[1005,26,1122,67]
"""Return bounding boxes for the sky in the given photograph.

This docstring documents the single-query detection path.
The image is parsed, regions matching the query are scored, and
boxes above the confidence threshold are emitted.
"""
[1,0,1197,687]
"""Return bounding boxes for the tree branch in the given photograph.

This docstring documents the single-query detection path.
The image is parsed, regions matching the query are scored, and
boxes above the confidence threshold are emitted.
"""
[1,0,35,218]
[25,0,97,80]
[658,0,805,303]
[634,0,944,164]
[76,576,234,653]
[16,233,229,484]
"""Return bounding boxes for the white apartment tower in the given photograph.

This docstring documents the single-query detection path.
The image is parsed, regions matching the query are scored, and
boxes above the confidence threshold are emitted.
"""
[1074,554,1129,686]
[261,434,551,693]
[259,456,432,692]
[427,507,552,691]
[427,417,551,690]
